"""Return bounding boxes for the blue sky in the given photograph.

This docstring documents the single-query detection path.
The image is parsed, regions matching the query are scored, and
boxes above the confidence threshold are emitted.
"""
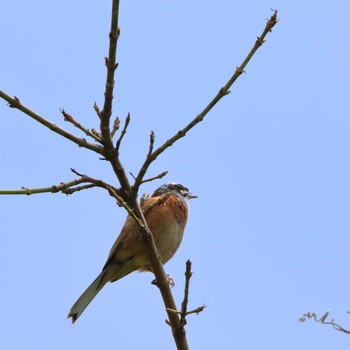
[2,1,350,349]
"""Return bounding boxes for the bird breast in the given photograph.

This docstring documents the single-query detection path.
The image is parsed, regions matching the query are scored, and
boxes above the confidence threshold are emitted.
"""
[145,193,188,264]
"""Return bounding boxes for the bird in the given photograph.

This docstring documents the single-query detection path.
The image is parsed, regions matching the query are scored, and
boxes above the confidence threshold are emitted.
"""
[67,183,197,323]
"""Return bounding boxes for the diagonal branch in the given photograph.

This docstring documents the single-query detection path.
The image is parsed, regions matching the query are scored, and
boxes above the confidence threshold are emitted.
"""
[132,10,278,193]
[0,91,105,156]
[141,171,168,184]
[115,113,130,153]
[60,108,102,143]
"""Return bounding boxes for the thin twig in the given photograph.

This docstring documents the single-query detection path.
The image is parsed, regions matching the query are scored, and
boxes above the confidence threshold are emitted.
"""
[110,116,120,139]
[132,10,278,193]
[99,1,120,148]
[180,260,193,325]
[116,113,130,152]
[93,102,101,119]
[0,177,96,196]
[60,108,102,142]
[62,184,97,194]
[299,310,350,334]
[141,171,168,184]
[184,305,206,316]
[148,130,155,155]
[70,168,86,177]
[166,306,206,317]
[0,91,105,155]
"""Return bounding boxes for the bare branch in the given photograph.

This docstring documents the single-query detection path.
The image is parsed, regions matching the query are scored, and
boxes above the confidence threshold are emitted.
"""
[299,310,350,334]
[148,130,155,155]
[67,169,140,225]
[0,177,96,196]
[110,116,120,139]
[93,102,101,119]
[180,260,193,325]
[60,108,102,142]
[0,90,105,156]
[99,0,120,148]
[183,305,206,316]
[115,112,130,152]
[62,184,97,195]
[166,306,206,317]
[132,10,279,193]
[141,171,168,184]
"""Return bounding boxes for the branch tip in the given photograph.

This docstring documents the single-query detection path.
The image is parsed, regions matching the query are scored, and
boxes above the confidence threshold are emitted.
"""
[70,168,85,177]
[115,113,131,151]
[111,116,120,139]
[140,171,168,185]
[148,130,155,155]
[59,108,102,142]
[93,102,101,119]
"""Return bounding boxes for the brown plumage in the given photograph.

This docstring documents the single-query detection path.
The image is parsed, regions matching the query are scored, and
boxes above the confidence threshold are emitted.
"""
[67,183,197,323]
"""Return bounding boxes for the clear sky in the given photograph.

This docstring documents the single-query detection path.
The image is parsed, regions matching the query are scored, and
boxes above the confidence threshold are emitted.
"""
[1,1,350,349]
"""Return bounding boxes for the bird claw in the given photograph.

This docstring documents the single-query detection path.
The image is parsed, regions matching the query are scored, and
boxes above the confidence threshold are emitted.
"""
[151,274,175,287]
[166,275,175,287]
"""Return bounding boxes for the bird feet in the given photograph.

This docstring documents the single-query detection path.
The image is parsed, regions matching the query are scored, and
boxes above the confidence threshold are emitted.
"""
[151,274,175,287]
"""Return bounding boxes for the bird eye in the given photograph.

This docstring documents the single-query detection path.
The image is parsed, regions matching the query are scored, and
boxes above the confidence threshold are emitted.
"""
[180,189,188,196]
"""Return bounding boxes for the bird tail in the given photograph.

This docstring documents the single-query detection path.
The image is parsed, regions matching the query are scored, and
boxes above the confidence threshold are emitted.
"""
[67,271,107,324]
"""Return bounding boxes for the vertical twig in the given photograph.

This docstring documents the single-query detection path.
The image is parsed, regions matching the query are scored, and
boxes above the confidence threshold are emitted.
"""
[180,260,193,325]
[100,0,120,149]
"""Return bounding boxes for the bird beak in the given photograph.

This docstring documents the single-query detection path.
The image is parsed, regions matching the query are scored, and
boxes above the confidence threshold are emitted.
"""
[187,191,198,199]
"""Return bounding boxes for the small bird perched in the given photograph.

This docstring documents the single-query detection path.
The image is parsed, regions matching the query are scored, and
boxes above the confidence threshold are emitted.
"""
[67,183,197,323]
